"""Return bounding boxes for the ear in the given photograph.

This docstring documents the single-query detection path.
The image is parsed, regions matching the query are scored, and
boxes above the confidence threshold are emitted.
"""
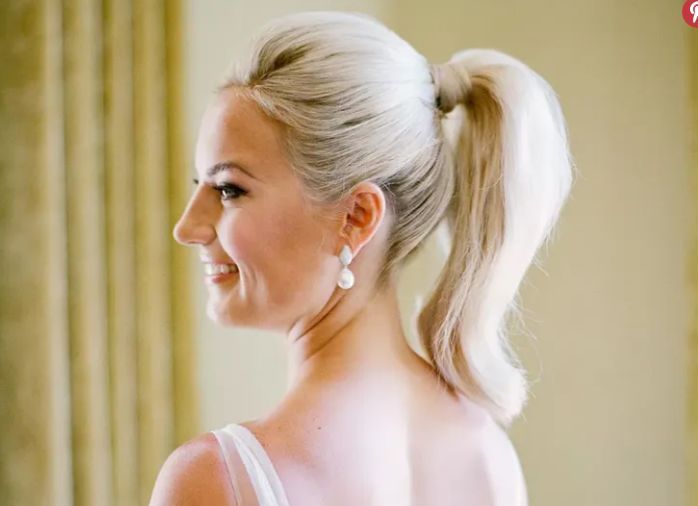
[336,181,387,258]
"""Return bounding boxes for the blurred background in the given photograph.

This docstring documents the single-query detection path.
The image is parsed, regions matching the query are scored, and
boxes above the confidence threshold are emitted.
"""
[1,1,696,505]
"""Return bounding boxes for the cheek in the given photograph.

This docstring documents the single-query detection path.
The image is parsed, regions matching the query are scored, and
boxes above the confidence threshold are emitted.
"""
[218,207,331,286]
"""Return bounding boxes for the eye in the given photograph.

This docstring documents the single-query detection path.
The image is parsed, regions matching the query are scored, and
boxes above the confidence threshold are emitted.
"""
[212,183,247,201]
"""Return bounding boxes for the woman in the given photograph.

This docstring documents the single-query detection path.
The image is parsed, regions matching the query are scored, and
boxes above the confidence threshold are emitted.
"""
[150,10,574,506]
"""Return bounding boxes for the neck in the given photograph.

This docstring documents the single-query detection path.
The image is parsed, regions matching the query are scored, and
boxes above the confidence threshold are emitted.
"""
[285,280,423,393]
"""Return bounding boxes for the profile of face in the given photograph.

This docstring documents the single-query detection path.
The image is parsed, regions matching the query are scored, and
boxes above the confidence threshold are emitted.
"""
[173,88,383,333]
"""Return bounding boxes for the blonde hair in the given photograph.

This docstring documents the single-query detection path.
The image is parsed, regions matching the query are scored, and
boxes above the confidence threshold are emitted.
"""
[219,11,575,427]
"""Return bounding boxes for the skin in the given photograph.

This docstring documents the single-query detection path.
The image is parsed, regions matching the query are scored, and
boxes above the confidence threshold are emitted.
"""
[150,87,527,506]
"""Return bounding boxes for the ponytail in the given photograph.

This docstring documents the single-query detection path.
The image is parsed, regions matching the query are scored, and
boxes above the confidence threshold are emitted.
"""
[417,49,575,428]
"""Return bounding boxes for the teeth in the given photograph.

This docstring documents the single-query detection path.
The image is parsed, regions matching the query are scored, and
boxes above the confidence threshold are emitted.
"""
[204,263,238,275]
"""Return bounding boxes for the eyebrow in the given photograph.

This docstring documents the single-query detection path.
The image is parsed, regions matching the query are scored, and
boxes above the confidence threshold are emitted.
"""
[203,161,259,181]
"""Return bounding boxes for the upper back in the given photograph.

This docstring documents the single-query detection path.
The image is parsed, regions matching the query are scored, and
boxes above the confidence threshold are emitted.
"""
[156,386,527,506]
[220,395,527,506]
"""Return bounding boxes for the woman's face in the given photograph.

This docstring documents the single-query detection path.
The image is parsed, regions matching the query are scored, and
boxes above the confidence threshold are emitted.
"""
[173,89,342,332]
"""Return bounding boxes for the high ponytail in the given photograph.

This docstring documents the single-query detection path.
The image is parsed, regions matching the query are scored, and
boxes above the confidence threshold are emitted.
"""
[417,50,575,428]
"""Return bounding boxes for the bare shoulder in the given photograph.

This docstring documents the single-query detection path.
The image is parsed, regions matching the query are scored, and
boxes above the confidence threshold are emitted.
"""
[480,418,529,506]
[148,432,236,506]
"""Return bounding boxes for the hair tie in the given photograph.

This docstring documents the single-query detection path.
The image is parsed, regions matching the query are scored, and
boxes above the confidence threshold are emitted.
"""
[430,62,473,114]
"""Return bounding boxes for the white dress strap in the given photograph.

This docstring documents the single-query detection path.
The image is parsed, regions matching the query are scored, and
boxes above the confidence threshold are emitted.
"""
[211,426,245,505]
[211,423,291,506]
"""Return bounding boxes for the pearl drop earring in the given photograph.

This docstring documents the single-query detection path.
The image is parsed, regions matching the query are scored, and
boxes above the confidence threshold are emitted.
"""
[337,244,355,289]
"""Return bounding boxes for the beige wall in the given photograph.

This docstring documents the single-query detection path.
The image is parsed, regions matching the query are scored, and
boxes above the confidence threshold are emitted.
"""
[184,1,693,505]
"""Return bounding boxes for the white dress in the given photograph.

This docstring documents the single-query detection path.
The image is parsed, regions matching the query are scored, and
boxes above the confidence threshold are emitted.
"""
[211,423,291,506]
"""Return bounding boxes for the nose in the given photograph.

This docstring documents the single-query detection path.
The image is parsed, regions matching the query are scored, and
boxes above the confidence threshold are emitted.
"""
[172,192,216,246]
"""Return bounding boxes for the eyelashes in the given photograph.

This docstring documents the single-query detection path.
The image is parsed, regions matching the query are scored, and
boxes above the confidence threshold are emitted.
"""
[192,178,248,201]
[213,183,247,201]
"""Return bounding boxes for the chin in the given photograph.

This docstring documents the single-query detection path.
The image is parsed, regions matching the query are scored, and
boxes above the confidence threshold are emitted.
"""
[206,301,233,326]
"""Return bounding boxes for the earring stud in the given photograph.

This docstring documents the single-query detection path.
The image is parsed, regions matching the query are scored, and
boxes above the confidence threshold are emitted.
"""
[337,244,354,289]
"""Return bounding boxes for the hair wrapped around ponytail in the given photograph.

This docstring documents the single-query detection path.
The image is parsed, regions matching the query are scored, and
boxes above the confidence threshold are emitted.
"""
[418,49,575,428]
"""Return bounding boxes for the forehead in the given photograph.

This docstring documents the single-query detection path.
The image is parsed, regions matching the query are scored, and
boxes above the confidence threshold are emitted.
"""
[195,88,290,180]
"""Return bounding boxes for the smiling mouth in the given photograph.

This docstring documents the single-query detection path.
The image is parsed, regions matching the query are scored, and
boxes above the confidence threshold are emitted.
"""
[203,263,238,276]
